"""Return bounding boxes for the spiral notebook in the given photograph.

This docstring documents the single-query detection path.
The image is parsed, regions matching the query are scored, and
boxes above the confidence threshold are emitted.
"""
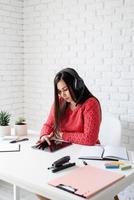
[48,165,125,198]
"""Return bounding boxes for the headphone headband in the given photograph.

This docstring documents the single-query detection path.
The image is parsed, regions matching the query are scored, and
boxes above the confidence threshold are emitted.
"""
[61,68,78,79]
[60,68,85,91]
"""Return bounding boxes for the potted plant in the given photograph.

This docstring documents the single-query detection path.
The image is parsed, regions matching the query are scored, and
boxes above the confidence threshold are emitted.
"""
[0,110,11,136]
[15,117,27,136]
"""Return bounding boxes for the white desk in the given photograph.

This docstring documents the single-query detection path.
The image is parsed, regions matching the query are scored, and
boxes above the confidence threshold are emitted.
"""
[0,137,134,200]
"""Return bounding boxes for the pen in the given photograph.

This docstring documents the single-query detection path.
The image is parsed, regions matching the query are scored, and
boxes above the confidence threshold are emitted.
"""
[10,138,29,143]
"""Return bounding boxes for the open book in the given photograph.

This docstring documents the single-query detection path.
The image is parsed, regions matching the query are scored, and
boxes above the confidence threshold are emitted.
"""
[79,145,128,161]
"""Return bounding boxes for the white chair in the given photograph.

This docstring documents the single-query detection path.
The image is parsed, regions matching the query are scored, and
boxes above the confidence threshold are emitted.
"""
[99,112,121,200]
[99,112,121,146]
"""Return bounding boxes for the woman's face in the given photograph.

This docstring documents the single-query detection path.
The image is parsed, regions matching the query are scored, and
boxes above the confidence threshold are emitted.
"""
[57,79,74,103]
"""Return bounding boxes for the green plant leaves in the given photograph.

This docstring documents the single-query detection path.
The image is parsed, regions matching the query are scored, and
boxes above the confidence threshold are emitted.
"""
[0,111,11,126]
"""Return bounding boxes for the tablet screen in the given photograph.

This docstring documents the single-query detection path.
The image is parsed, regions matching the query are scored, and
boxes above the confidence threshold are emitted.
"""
[32,139,72,152]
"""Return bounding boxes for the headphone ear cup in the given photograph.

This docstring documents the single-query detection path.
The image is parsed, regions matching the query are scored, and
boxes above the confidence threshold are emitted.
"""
[74,78,78,89]
[74,77,84,90]
[60,68,84,90]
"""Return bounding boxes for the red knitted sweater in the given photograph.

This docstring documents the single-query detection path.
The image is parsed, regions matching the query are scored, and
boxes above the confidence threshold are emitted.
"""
[40,97,101,145]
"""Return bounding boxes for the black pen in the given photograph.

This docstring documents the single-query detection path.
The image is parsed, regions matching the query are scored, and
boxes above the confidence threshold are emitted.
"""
[10,138,29,143]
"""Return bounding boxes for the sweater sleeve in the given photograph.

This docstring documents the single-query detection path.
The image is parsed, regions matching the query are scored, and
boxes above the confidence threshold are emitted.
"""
[40,104,54,138]
[62,99,101,145]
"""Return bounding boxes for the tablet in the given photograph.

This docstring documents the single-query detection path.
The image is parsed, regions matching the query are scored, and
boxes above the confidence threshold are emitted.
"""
[32,139,72,152]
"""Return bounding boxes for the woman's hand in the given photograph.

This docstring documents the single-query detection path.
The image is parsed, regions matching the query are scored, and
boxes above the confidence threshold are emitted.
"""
[54,131,63,139]
[59,131,63,138]
[37,132,53,145]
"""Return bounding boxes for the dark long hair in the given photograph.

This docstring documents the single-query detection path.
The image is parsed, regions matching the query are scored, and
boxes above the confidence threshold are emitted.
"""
[54,68,98,132]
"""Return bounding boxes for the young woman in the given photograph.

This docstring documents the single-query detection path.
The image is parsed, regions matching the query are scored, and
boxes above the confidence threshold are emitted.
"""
[38,67,101,146]
[37,68,101,200]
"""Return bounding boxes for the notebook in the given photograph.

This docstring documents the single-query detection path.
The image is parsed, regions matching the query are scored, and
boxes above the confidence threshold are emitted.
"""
[79,145,128,161]
[48,165,125,198]
[0,144,20,152]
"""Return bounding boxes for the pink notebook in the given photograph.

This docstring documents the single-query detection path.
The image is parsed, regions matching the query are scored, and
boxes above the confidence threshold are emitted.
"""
[48,165,125,198]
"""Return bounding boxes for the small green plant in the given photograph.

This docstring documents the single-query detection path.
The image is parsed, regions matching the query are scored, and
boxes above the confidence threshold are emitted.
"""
[0,110,11,126]
[15,117,26,125]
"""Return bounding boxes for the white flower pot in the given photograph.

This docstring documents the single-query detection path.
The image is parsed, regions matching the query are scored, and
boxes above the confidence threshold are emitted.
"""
[0,125,11,137]
[15,124,27,136]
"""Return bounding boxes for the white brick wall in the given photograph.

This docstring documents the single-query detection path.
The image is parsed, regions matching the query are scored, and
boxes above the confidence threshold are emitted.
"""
[0,0,23,124]
[1,0,134,150]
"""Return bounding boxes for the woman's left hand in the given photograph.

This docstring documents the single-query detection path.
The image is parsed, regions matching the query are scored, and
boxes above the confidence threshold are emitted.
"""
[54,131,63,139]
[59,131,63,138]
[37,132,54,145]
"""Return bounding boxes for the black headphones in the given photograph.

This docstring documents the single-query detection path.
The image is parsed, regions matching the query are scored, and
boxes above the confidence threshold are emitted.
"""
[61,68,85,91]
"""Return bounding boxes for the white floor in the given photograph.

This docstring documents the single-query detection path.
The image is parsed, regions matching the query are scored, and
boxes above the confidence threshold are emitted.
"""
[0,180,134,200]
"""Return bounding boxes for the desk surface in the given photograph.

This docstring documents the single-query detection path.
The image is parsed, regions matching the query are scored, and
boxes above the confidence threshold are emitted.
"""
[0,137,134,200]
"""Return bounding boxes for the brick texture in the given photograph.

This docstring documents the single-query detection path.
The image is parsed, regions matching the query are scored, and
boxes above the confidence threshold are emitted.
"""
[0,0,23,124]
